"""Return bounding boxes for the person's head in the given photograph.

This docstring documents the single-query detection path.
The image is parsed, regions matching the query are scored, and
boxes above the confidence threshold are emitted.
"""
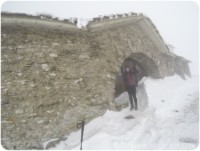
[125,66,130,72]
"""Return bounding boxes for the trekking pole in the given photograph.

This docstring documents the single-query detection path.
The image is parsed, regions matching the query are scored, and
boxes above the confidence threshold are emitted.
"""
[77,120,85,150]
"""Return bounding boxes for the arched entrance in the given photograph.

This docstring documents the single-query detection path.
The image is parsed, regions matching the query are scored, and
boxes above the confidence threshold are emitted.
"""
[115,52,160,98]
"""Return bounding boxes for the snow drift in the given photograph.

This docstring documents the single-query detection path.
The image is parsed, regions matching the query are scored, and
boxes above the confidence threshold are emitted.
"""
[43,75,199,150]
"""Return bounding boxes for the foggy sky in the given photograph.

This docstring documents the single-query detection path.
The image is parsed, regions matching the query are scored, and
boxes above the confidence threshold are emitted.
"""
[1,1,199,75]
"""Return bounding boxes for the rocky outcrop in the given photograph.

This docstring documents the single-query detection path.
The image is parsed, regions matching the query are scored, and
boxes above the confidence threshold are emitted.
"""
[1,13,190,149]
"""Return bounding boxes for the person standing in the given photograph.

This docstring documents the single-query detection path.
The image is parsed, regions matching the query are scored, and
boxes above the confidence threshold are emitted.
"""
[123,66,139,110]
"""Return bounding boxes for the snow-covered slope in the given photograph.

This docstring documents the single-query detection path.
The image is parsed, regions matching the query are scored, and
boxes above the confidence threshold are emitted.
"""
[44,75,199,150]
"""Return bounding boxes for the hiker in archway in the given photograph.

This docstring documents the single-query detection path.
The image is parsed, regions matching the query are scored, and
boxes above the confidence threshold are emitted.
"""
[123,66,140,111]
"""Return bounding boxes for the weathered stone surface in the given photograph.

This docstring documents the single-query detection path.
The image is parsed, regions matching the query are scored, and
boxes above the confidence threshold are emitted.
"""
[1,14,190,149]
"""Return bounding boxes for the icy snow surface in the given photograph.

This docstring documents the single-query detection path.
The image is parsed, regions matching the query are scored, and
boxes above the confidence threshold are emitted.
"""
[44,75,199,150]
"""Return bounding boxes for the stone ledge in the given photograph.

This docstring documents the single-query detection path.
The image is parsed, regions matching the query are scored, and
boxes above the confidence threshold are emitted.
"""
[87,15,143,31]
[1,16,79,32]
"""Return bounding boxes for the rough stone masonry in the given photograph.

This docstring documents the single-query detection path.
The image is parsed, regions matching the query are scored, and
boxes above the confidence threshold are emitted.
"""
[1,13,190,149]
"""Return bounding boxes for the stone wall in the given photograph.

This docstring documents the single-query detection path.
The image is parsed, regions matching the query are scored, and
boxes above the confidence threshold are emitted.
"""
[1,15,190,149]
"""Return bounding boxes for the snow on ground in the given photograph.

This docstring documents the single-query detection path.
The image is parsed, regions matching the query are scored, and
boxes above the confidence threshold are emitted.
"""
[44,74,199,150]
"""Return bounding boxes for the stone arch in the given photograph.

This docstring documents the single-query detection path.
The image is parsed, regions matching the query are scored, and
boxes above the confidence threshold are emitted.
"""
[126,52,161,79]
[114,52,160,98]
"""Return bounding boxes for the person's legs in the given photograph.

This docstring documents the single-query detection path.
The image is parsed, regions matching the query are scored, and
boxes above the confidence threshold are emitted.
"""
[127,86,134,110]
[132,85,138,110]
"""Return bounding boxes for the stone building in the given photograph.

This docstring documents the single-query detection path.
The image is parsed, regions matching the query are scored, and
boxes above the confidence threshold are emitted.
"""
[1,13,190,149]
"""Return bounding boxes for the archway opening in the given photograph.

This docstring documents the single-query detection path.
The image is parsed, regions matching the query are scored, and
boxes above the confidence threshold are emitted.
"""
[114,52,160,98]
